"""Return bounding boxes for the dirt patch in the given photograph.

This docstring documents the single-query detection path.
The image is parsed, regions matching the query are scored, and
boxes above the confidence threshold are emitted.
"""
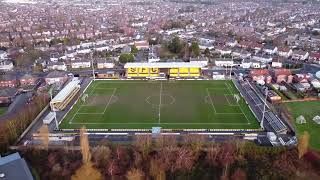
[85,95,114,106]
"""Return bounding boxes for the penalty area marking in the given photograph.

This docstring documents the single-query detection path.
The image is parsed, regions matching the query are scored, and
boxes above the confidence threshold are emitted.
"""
[224,94,240,106]
[225,82,251,124]
[69,87,117,124]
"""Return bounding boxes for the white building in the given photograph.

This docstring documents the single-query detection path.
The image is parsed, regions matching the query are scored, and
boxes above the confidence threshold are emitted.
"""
[97,59,115,69]
[46,62,67,71]
[0,60,14,71]
[0,50,8,60]
[214,58,234,67]
[71,59,91,69]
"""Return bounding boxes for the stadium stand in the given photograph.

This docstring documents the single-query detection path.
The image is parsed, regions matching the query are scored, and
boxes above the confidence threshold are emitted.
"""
[235,79,288,134]
[50,80,80,111]
[124,62,204,78]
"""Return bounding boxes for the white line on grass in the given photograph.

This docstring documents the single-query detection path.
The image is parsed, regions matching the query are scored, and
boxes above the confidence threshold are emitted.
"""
[206,88,217,113]
[69,83,99,124]
[224,94,240,106]
[70,122,250,125]
[225,82,251,124]
[102,88,117,114]
[158,82,163,124]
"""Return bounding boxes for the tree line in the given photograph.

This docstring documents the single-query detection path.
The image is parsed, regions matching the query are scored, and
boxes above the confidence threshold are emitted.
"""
[20,127,320,180]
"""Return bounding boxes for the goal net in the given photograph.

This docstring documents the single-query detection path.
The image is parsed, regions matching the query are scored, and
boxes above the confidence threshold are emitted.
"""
[313,115,320,124]
[233,94,240,103]
[81,94,88,102]
[296,115,306,124]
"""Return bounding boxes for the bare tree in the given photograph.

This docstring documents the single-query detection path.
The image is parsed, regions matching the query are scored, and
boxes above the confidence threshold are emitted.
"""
[135,135,152,158]
[39,124,49,150]
[182,134,205,153]
[80,126,91,163]
[92,145,111,167]
[71,163,102,180]
[72,126,102,180]
[126,168,145,180]
[298,131,310,159]
[150,158,166,180]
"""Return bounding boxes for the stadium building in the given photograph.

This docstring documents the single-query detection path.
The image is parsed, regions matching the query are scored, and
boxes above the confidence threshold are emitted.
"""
[50,80,80,111]
[124,62,205,78]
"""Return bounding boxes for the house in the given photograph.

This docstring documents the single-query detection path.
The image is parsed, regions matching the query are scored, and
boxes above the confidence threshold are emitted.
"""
[231,49,251,59]
[252,55,273,63]
[0,60,14,71]
[97,59,115,69]
[292,50,309,60]
[0,152,34,180]
[271,57,286,68]
[272,69,293,83]
[267,90,282,103]
[134,40,149,50]
[215,46,232,55]
[293,74,311,83]
[0,87,18,105]
[309,52,320,64]
[277,47,293,57]
[214,58,234,67]
[0,50,8,60]
[19,74,39,86]
[0,74,18,88]
[294,83,311,92]
[95,44,111,52]
[46,61,67,71]
[45,71,68,85]
[250,69,272,84]
[263,45,278,55]
[71,59,91,69]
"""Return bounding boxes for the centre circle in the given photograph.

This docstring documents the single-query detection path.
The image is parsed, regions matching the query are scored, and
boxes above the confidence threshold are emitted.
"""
[145,94,175,106]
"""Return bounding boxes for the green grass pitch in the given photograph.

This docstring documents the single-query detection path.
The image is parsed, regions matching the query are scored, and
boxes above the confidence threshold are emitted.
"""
[285,101,320,150]
[59,80,260,130]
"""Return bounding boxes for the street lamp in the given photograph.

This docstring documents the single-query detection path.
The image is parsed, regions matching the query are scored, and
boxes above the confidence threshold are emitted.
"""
[91,52,95,80]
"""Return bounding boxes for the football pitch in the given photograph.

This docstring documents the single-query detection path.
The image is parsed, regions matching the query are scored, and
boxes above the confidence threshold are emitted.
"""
[59,80,260,130]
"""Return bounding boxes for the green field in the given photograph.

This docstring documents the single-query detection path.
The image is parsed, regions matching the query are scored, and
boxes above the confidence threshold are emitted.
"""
[285,101,320,150]
[59,80,260,130]
[0,107,7,116]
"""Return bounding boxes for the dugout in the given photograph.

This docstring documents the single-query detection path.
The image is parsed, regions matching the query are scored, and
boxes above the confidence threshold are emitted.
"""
[124,62,204,78]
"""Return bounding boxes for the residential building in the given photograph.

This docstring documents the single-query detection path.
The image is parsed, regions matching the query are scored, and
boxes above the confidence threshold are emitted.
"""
[0,74,18,88]
[292,50,309,60]
[97,59,115,69]
[214,58,234,67]
[272,69,293,83]
[134,40,149,50]
[0,60,14,71]
[46,61,67,71]
[45,71,68,85]
[19,74,39,86]
[0,87,18,105]
[0,152,33,180]
[71,59,91,69]
[277,47,292,57]
[250,69,272,84]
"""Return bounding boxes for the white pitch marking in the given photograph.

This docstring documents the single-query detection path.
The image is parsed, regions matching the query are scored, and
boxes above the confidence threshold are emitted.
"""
[158,82,163,124]
[102,88,117,114]
[225,82,250,124]
[206,88,217,113]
